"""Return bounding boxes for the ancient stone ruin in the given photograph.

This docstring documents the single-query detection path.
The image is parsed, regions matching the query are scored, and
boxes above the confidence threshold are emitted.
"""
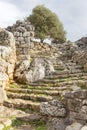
[0,28,16,104]
[7,20,34,61]
[0,20,87,130]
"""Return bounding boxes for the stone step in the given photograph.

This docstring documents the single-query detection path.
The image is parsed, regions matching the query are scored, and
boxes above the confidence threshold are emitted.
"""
[3,99,40,112]
[7,87,69,96]
[28,81,74,87]
[52,70,87,76]
[65,62,77,65]
[37,76,86,84]
[28,79,87,87]
[54,65,83,71]
[53,71,87,78]
[7,92,53,102]
[45,72,87,80]
[8,85,69,91]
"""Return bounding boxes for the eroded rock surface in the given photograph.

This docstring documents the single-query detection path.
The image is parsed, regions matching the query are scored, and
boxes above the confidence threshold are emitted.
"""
[14,58,54,83]
[40,99,66,117]
[0,28,16,104]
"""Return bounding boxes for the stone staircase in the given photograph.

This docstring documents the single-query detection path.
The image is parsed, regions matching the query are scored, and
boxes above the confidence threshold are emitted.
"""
[3,60,87,113]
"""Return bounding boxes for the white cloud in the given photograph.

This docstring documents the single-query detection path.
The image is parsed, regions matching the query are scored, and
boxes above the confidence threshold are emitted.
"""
[0,0,87,41]
[0,1,23,27]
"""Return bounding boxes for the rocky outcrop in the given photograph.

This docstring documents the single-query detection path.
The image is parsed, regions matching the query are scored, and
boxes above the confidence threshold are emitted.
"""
[14,58,54,83]
[72,37,87,69]
[40,99,66,117]
[40,90,87,130]
[0,28,16,83]
[0,28,16,103]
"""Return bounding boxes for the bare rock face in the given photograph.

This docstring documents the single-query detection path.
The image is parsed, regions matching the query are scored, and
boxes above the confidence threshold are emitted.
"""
[0,28,16,83]
[40,99,66,117]
[14,58,54,83]
[72,37,87,69]
[59,42,78,61]
[0,28,16,103]
[0,89,7,104]
[65,122,83,130]
[46,118,66,130]
[40,100,67,130]
[81,126,87,130]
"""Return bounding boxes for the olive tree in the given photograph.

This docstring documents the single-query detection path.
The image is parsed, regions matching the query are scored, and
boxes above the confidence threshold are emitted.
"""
[27,5,66,43]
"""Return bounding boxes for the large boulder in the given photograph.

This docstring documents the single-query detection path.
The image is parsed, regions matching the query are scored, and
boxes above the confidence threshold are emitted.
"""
[14,58,54,83]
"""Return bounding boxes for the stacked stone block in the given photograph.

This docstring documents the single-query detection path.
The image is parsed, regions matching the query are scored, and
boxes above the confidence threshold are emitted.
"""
[7,20,34,61]
[40,90,87,130]
[64,90,87,123]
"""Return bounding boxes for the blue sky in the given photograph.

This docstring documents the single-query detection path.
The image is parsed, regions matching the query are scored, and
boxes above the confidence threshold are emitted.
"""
[0,0,87,41]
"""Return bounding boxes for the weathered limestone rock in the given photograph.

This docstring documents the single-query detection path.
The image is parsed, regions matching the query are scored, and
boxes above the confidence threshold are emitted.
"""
[0,28,16,83]
[60,42,78,61]
[0,72,9,89]
[0,89,7,104]
[0,28,16,103]
[0,72,8,104]
[65,122,83,130]
[81,126,87,130]
[40,99,66,117]
[46,118,66,130]
[14,58,54,83]
[72,37,87,70]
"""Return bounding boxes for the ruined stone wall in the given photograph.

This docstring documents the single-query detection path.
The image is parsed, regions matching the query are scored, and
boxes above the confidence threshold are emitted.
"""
[7,20,58,61]
[64,90,87,123]
[40,90,87,130]
[0,28,16,104]
[7,20,34,61]
[0,28,16,83]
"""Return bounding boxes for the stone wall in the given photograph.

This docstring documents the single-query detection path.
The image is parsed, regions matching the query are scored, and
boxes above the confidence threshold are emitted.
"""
[6,20,58,61]
[0,28,16,103]
[64,90,87,123]
[7,20,34,61]
[0,28,16,84]
[6,20,58,83]
[40,90,87,130]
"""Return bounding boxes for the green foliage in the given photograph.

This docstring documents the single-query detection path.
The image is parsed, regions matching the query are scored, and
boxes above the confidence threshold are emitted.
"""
[36,125,46,130]
[9,83,20,88]
[2,125,15,130]
[12,119,23,127]
[77,82,86,89]
[29,120,46,130]
[27,5,66,43]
